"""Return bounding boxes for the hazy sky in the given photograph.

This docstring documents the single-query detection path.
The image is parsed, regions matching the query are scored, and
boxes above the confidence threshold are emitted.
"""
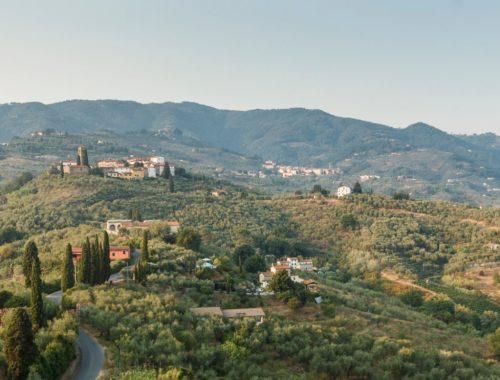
[1,0,499,135]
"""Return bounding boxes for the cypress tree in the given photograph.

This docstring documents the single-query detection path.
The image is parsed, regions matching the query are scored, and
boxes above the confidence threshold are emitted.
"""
[102,231,111,281]
[129,207,142,221]
[162,162,171,179]
[61,243,75,292]
[90,235,100,285]
[23,241,39,288]
[169,176,175,193]
[76,154,81,166]
[134,259,146,283]
[79,238,91,284]
[30,259,44,331]
[352,181,363,194]
[4,308,38,380]
[98,242,104,284]
[141,230,149,261]
[60,162,64,178]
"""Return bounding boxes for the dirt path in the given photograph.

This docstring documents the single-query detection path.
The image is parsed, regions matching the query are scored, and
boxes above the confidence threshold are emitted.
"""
[465,265,500,302]
[460,218,500,231]
[381,269,437,296]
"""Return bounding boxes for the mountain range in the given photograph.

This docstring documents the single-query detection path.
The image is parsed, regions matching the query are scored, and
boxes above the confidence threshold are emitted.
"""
[0,100,499,205]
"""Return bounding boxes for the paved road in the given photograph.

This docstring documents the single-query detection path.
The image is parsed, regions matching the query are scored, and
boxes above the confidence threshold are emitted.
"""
[47,291,104,380]
[47,251,140,379]
[108,250,139,283]
[74,328,104,380]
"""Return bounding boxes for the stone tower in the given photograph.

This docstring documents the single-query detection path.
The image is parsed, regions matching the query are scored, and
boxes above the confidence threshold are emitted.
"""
[77,145,89,167]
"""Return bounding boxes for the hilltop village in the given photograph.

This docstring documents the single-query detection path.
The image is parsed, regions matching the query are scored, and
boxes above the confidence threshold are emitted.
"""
[61,144,174,180]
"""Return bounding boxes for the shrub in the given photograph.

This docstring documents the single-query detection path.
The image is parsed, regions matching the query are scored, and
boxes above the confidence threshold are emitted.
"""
[400,289,424,308]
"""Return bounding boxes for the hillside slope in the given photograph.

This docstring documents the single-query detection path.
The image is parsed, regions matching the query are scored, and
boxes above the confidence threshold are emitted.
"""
[0,100,498,169]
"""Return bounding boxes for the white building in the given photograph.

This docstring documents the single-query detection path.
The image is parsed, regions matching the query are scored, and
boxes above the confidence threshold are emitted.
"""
[198,258,216,269]
[298,260,314,271]
[262,160,276,170]
[336,186,352,198]
[259,272,274,289]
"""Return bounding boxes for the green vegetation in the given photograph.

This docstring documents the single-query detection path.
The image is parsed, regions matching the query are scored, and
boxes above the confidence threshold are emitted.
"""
[3,308,37,380]
[1,100,499,205]
[61,243,75,292]
[30,258,44,331]
[22,241,39,288]
[0,170,499,378]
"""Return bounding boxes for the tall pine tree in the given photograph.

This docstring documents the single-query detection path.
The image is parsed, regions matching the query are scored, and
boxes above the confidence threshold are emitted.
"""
[30,259,44,331]
[141,230,149,261]
[61,243,75,292]
[4,308,38,380]
[23,241,39,288]
[102,231,111,282]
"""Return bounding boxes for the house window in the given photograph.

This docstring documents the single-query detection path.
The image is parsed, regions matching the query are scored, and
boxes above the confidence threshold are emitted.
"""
[112,252,115,256]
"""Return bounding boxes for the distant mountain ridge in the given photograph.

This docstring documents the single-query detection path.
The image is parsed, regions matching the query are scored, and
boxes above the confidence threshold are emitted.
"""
[0,100,498,171]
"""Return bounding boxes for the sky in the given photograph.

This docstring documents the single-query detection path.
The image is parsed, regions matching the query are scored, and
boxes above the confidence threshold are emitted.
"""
[0,0,499,135]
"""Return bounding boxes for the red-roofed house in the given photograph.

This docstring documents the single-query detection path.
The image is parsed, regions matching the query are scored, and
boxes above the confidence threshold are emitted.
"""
[72,246,131,261]
[270,264,291,275]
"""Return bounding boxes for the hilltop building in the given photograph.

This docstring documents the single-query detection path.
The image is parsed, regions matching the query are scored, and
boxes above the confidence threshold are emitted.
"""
[336,185,352,198]
[62,145,90,176]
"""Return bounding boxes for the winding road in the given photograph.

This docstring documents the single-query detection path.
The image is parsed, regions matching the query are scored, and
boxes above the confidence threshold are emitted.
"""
[47,253,138,379]
[47,291,104,380]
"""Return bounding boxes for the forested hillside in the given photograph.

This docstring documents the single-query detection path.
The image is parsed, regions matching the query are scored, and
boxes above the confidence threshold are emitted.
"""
[0,172,499,377]
[1,101,498,169]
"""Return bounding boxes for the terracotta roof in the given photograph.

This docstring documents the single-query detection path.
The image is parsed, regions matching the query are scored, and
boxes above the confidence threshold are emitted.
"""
[272,265,290,269]
[303,279,317,286]
[222,308,265,318]
[260,271,273,278]
[190,307,223,316]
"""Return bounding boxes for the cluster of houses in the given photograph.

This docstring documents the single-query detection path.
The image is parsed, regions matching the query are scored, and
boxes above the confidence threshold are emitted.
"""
[97,156,174,180]
[259,256,318,291]
[262,160,341,178]
[61,145,175,180]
